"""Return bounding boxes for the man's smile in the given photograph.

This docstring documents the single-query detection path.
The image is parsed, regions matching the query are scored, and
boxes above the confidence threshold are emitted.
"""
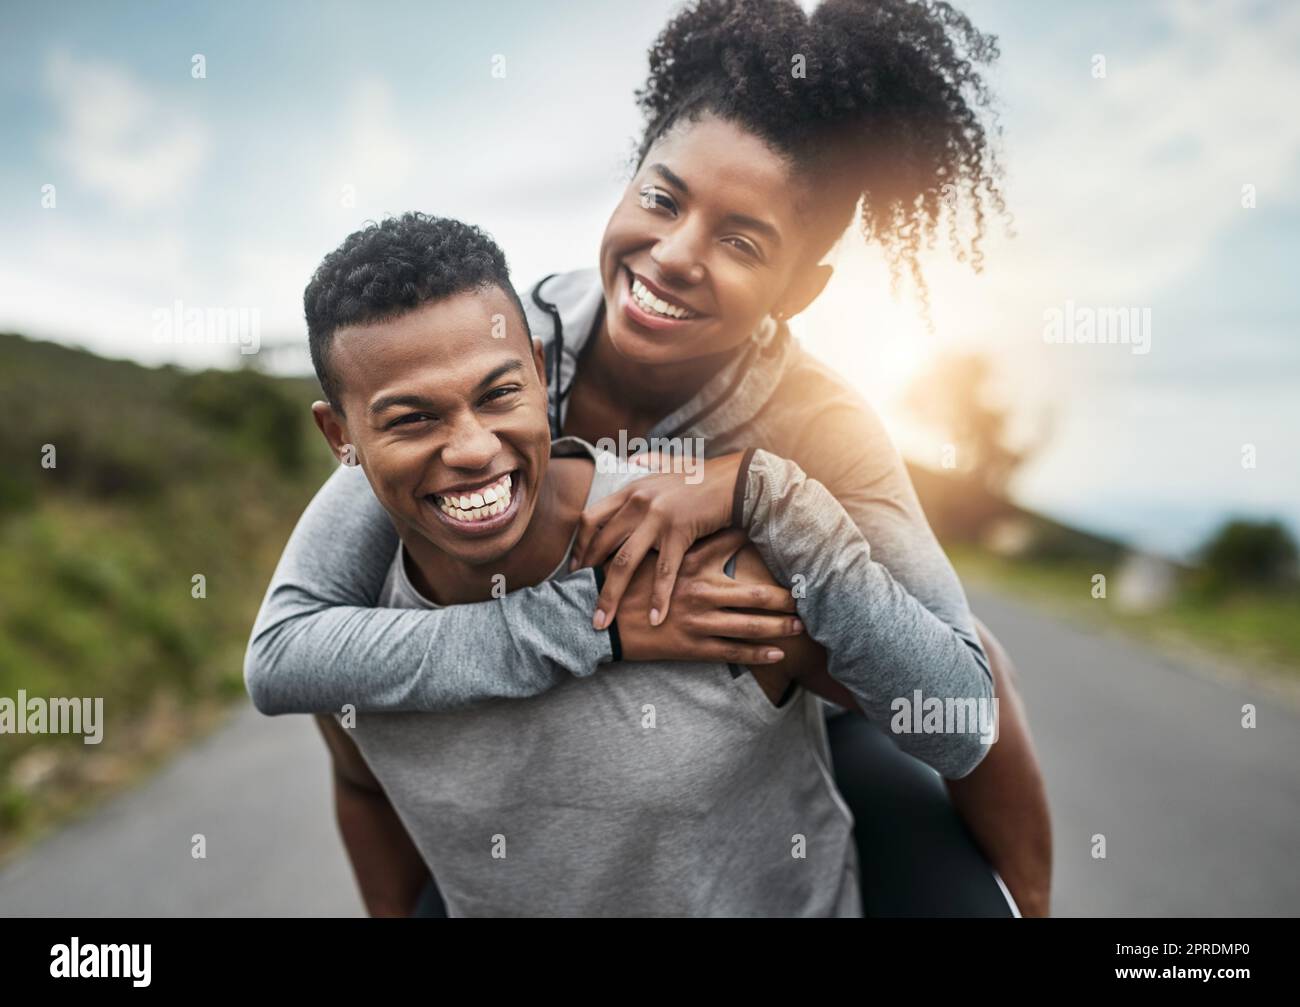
[425,470,521,533]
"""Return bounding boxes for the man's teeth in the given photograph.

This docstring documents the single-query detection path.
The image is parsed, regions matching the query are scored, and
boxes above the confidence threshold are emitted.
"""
[631,277,697,320]
[435,472,513,522]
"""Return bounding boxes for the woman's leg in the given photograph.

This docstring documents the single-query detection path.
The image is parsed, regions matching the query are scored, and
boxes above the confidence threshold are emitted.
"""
[411,876,449,918]
[826,712,1018,917]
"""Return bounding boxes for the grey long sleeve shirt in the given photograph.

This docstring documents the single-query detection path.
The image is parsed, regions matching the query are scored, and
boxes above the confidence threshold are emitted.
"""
[739,449,993,777]
[244,268,993,779]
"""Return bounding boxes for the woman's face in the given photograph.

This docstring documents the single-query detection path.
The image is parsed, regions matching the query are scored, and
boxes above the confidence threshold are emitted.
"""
[597,114,817,368]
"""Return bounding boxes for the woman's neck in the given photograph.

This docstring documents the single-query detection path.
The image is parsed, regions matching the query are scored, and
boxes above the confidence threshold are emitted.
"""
[575,315,741,434]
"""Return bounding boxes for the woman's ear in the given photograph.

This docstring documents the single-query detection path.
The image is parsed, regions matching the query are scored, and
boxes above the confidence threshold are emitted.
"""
[312,401,357,467]
[774,263,833,320]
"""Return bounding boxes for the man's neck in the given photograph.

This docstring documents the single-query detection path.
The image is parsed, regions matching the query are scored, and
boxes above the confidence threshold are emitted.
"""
[400,457,593,607]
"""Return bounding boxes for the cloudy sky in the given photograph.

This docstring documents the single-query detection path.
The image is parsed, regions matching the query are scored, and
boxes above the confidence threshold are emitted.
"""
[1,0,1297,558]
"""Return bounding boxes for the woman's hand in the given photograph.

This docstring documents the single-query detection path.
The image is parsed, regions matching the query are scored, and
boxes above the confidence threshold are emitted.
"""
[612,530,803,665]
[571,452,745,628]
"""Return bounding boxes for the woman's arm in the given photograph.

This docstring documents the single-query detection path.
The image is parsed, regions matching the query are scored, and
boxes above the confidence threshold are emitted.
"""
[569,390,1050,904]
[772,399,1052,914]
[727,543,862,712]
[738,447,993,780]
[244,465,614,714]
[732,488,1052,912]
[566,428,991,776]
[245,463,796,715]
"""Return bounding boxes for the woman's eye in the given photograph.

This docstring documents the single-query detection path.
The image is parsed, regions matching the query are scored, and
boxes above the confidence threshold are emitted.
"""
[639,186,676,213]
[724,236,761,260]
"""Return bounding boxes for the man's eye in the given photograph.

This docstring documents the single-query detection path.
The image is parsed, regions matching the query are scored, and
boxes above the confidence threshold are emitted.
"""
[482,386,520,404]
[390,413,434,428]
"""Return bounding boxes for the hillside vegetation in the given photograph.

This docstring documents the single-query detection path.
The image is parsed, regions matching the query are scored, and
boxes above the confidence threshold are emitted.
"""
[0,333,333,856]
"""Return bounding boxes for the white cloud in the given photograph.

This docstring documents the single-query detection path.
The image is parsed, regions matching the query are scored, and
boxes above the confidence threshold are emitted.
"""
[317,79,416,211]
[997,0,1300,301]
[794,0,1300,531]
[43,49,209,212]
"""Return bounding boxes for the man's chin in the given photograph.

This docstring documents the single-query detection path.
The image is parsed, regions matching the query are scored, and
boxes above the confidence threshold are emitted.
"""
[420,516,526,569]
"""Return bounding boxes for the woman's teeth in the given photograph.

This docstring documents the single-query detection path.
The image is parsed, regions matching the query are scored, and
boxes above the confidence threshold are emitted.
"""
[631,277,697,320]
[435,472,513,522]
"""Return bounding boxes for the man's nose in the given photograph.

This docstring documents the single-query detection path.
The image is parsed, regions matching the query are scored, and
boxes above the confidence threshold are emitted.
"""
[441,415,500,471]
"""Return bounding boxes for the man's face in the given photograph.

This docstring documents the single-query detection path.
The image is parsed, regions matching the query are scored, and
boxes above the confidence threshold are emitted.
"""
[317,285,550,569]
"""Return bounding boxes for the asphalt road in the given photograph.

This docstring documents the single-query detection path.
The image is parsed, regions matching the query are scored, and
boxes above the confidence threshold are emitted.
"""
[1,588,1296,917]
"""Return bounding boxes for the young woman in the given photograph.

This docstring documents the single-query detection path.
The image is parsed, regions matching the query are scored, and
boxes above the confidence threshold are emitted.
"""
[246,0,1051,916]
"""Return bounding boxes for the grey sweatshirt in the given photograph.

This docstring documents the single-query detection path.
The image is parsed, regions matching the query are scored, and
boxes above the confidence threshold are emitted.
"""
[245,268,994,779]
[346,438,861,916]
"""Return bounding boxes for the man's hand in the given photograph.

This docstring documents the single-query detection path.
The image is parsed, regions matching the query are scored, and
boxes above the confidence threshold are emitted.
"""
[612,529,804,666]
[571,453,745,629]
[727,544,864,714]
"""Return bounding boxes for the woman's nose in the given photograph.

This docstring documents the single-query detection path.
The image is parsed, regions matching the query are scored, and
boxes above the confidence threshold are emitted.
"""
[651,224,705,284]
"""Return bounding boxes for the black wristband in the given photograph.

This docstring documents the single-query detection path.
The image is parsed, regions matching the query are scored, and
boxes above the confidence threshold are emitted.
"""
[607,614,623,663]
[731,447,757,529]
[592,564,623,662]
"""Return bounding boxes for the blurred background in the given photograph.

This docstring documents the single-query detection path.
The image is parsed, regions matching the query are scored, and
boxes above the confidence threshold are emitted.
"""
[0,0,1297,916]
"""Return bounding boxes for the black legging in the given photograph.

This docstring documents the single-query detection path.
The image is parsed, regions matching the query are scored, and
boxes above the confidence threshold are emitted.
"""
[410,710,1016,917]
[825,711,1016,917]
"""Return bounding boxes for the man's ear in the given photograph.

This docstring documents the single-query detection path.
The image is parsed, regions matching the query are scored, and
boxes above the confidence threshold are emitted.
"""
[774,263,833,320]
[532,338,547,391]
[311,401,356,467]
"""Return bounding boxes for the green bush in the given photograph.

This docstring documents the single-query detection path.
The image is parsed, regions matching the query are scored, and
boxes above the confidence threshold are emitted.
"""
[1198,518,1298,591]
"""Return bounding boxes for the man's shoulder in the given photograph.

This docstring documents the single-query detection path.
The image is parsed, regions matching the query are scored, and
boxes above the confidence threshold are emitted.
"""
[548,455,597,500]
[381,541,436,610]
[553,435,651,504]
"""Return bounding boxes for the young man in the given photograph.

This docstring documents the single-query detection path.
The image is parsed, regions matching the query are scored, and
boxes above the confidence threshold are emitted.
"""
[295,214,993,916]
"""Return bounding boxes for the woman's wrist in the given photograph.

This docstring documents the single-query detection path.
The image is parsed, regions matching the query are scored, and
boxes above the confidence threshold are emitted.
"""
[728,448,758,529]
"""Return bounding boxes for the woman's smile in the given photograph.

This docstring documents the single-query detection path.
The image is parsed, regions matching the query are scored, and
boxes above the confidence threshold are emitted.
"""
[619,265,707,332]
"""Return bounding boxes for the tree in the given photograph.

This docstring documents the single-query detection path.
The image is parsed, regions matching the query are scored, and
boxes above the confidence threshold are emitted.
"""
[1198,519,1298,590]
[904,351,1048,497]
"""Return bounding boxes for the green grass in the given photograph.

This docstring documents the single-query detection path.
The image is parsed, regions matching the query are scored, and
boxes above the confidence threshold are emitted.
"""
[949,544,1300,677]
[0,333,334,858]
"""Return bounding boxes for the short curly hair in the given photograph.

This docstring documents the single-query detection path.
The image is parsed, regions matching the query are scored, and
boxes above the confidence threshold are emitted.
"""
[304,212,528,411]
[633,0,1009,308]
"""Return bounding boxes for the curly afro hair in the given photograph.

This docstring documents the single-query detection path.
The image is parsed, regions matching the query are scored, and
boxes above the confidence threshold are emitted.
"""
[304,212,528,411]
[633,0,1009,308]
